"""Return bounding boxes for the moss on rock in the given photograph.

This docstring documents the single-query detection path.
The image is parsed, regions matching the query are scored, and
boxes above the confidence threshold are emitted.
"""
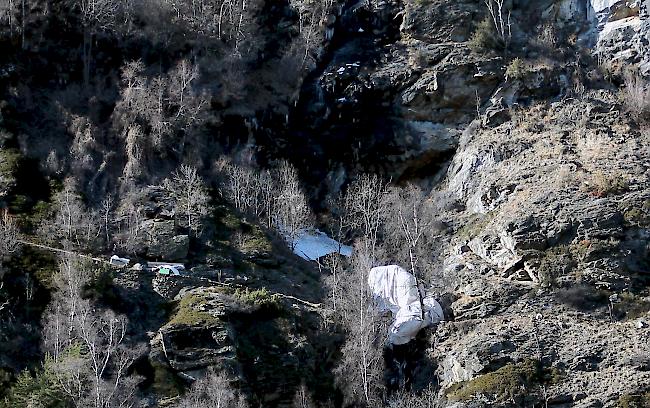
[619,393,650,408]
[446,359,542,402]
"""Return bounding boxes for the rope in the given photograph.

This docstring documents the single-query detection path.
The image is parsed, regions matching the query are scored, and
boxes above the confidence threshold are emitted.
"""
[17,240,323,310]
[17,239,113,265]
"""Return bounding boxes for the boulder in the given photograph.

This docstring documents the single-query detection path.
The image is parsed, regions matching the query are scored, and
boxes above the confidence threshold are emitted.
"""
[143,219,189,261]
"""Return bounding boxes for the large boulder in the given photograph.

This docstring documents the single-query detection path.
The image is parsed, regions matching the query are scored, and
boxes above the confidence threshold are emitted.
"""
[143,219,189,261]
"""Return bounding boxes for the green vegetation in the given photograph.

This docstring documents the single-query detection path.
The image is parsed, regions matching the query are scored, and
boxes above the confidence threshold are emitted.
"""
[12,247,59,291]
[0,356,69,408]
[234,287,282,311]
[613,292,650,321]
[506,58,528,81]
[237,222,273,255]
[619,393,650,408]
[537,245,575,287]
[623,200,650,226]
[469,18,502,52]
[446,359,552,402]
[151,361,183,398]
[539,239,621,287]
[82,265,117,303]
[0,148,21,194]
[166,291,223,327]
[587,171,629,197]
[455,211,496,241]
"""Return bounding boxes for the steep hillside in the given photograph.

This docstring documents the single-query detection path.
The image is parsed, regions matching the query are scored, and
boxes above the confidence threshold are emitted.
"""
[1,0,649,407]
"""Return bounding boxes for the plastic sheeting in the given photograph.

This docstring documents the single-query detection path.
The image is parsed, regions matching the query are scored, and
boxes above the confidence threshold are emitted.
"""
[157,265,181,276]
[110,255,130,267]
[368,265,444,345]
[292,230,353,261]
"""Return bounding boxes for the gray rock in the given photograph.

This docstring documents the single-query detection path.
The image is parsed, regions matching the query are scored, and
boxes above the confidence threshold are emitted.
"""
[142,219,189,261]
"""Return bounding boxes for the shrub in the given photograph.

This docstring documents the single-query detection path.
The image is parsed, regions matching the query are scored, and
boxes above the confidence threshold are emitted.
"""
[468,17,502,52]
[167,293,222,327]
[506,58,528,81]
[234,287,282,311]
[446,359,542,402]
[0,357,69,408]
[536,245,575,287]
[586,170,629,197]
[0,148,20,196]
[612,292,650,321]
[621,71,650,123]
[618,392,650,408]
[555,284,608,311]
[623,200,650,226]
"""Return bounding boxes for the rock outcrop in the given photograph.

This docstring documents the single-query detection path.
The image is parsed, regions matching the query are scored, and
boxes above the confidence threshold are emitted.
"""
[429,93,650,406]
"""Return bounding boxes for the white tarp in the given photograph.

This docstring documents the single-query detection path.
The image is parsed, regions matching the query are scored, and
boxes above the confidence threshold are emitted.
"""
[110,255,130,267]
[293,230,353,261]
[368,265,444,345]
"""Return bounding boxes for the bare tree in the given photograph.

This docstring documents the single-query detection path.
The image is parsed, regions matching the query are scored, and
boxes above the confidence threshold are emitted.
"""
[163,164,211,235]
[43,257,143,408]
[217,157,275,229]
[177,367,248,408]
[100,196,114,248]
[0,0,16,37]
[41,179,101,250]
[114,193,145,254]
[483,0,511,50]
[116,59,208,159]
[292,383,316,408]
[218,157,257,213]
[323,252,344,312]
[74,0,119,85]
[0,208,21,259]
[383,185,439,282]
[272,161,312,250]
[334,239,385,406]
[289,0,335,69]
[0,281,8,313]
[344,174,389,256]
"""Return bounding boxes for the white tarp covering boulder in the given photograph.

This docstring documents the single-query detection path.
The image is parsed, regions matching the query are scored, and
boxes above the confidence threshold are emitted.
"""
[292,230,353,261]
[368,265,444,345]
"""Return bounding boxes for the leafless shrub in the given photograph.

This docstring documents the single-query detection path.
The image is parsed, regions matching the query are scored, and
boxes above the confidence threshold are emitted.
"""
[621,71,650,123]
[177,367,248,408]
[387,386,442,408]
[39,179,101,250]
[163,164,211,235]
[0,208,21,260]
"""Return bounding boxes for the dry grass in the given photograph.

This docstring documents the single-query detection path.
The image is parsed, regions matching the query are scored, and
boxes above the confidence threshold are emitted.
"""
[621,71,650,123]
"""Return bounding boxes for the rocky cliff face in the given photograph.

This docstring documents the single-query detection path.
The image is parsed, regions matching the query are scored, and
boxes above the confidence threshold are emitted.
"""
[432,95,650,406]
[277,0,650,405]
[1,0,650,406]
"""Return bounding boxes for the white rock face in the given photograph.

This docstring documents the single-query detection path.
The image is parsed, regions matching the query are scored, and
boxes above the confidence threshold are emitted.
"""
[583,0,650,76]
[590,0,621,14]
